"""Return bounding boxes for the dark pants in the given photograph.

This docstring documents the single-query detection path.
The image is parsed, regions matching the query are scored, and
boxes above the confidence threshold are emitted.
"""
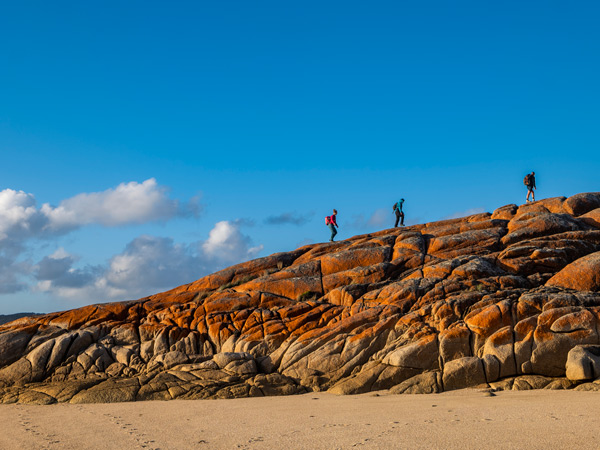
[328,223,337,241]
[395,211,405,227]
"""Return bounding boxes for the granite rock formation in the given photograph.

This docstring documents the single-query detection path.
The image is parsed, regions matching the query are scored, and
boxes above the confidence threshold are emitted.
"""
[2,193,600,404]
[0,313,40,326]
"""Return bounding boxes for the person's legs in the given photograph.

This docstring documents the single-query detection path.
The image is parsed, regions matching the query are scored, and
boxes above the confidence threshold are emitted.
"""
[394,212,400,227]
[329,224,337,241]
[527,187,533,202]
[400,212,405,226]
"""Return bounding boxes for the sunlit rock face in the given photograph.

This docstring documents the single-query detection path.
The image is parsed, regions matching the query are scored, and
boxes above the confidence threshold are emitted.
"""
[2,193,600,404]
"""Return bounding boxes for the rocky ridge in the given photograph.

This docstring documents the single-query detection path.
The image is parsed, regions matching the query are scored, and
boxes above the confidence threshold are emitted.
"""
[2,193,600,404]
[0,313,40,326]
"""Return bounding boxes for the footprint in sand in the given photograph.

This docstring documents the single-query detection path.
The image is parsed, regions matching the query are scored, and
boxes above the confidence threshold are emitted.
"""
[18,412,40,435]
[100,412,159,450]
[18,411,62,447]
[236,441,263,450]
[323,423,350,428]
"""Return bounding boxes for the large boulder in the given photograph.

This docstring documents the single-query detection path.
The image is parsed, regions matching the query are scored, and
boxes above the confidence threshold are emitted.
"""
[502,213,585,246]
[390,371,442,394]
[580,208,600,229]
[563,193,600,217]
[566,345,600,381]
[442,357,487,391]
[547,252,600,292]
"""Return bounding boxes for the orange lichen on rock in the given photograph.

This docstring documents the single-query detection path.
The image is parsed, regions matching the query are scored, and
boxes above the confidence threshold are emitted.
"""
[547,251,600,292]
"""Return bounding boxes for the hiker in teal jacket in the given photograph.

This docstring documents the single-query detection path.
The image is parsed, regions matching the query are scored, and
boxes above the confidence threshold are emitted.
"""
[393,199,405,227]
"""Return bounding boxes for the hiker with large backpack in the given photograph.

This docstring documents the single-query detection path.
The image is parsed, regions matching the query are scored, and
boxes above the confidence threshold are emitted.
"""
[325,209,338,242]
[393,198,405,227]
[524,171,536,202]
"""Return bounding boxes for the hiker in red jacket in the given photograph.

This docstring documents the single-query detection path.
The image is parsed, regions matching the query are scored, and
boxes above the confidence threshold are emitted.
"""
[325,209,338,242]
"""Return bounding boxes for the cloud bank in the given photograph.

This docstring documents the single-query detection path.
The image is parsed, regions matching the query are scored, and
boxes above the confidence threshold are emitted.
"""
[0,178,198,242]
[34,221,263,301]
[0,179,203,295]
[41,179,188,229]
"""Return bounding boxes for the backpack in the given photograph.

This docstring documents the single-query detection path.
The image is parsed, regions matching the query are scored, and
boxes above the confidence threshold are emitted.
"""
[325,215,331,225]
[524,174,531,186]
[392,203,397,211]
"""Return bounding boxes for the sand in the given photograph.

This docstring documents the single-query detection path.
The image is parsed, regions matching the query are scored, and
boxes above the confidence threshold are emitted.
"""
[0,389,598,449]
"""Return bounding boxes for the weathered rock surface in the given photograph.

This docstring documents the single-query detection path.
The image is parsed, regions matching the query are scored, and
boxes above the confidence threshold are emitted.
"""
[547,251,600,292]
[565,345,600,381]
[0,313,41,326]
[2,193,600,403]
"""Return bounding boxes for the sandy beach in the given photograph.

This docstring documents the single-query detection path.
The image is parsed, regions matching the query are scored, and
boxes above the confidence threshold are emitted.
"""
[1,389,599,449]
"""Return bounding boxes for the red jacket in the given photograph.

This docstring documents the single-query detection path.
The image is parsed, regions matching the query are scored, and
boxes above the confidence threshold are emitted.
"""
[329,214,338,226]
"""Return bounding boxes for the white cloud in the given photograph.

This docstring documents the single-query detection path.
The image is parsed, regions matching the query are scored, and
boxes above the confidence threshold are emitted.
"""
[42,178,188,230]
[0,182,259,304]
[103,236,200,294]
[36,221,263,302]
[202,221,263,265]
[34,249,100,290]
[0,189,46,241]
[0,180,199,296]
[0,179,198,242]
[0,257,31,294]
[0,189,47,293]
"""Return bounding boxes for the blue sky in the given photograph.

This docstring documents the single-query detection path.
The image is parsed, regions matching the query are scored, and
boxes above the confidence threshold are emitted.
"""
[0,1,598,314]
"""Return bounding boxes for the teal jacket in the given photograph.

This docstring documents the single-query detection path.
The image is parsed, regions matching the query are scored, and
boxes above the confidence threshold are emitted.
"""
[394,199,404,213]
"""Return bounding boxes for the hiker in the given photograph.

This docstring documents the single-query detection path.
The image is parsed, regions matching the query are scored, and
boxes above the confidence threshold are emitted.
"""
[325,209,338,242]
[393,198,405,227]
[524,172,536,202]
